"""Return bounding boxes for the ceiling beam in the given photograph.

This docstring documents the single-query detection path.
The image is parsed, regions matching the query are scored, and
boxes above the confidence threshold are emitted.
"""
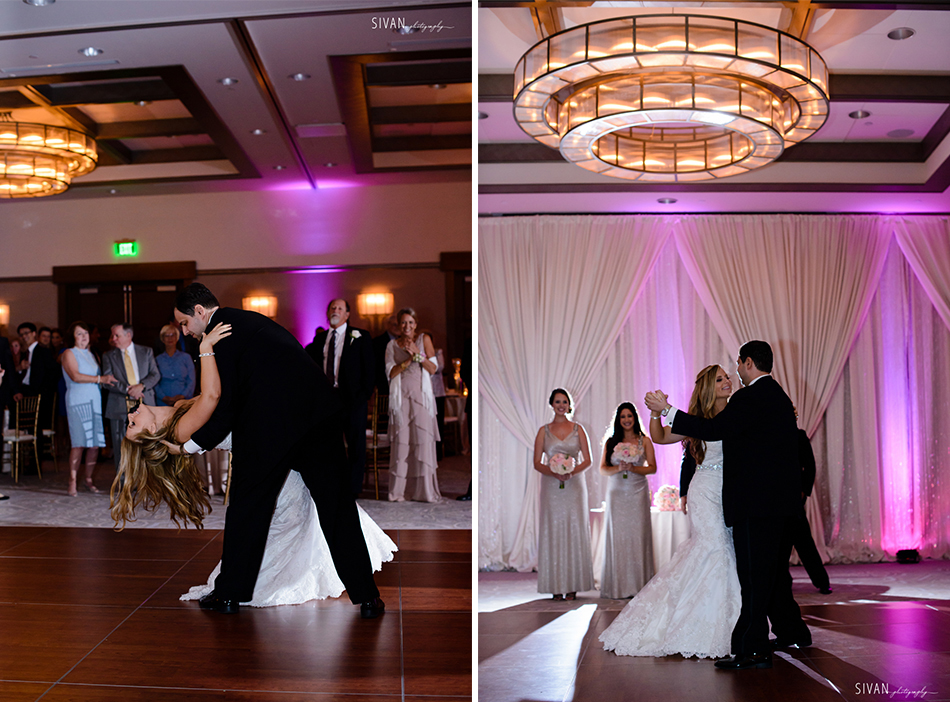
[365,60,471,86]
[32,79,176,106]
[97,118,204,140]
[374,135,471,152]
[371,104,472,124]
[129,145,225,164]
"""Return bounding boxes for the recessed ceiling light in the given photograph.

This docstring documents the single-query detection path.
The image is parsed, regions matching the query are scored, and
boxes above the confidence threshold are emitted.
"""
[849,110,871,119]
[657,197,678,204]
[478,111,489,120]
[273,165,286,171]
[218,77,239,86]
[394,25,421,35]
[251,128,267,135]
[888,128,915,138]
[324,162,337,168]
[430,84,446,90]
[79,47,103,57]
[290,73,311,81]
[109,189,118,195]
[887,27,916,40]
[23,0,54,6]
[135,100,150,107]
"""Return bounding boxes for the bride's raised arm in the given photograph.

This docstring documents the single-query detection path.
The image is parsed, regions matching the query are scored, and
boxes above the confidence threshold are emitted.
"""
[171,322,231,444]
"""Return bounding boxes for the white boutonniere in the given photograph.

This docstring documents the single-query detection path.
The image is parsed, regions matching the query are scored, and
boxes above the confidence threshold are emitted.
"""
[350,330,361,339]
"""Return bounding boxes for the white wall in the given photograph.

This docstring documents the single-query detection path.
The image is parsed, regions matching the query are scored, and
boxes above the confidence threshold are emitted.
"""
[0,181,471,276]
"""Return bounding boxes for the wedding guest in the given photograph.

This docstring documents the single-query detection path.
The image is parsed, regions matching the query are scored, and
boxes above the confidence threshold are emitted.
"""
[307,299,375,498]
[373,314,399,395]
[0,341,20,428]
[601,365,740,658]
[385,307,441,502]
[154,325,196,407]
[599,402,656,599]
[533,388,594,601]
[10,338,26,378]
[18,322,58,433]
[50,328,64,353]
[61,322,116,496]
[792,419,831,594]
[102,323,160,472]
[38,327,52,348]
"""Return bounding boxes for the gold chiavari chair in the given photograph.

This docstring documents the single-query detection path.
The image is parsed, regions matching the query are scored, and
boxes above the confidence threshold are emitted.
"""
[3,395,42,482]
[366,393,391,499]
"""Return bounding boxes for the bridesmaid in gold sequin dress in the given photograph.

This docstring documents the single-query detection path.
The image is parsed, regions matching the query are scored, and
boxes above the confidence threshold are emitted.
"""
[533,388,594,600]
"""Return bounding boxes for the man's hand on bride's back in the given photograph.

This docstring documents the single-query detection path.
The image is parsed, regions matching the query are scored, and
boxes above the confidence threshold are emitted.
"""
[200,323,233,351]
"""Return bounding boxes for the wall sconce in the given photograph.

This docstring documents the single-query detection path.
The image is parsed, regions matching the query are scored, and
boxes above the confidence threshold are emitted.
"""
[0,304,9,327]
[357,292,394,332]
[243,295,278,319]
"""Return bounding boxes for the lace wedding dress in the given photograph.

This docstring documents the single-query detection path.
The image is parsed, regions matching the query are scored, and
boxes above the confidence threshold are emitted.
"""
[599,441,741,658]
[181,470,397,607]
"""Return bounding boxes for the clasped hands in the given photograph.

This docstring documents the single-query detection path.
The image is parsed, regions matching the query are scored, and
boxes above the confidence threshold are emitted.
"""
[644,390,670,415]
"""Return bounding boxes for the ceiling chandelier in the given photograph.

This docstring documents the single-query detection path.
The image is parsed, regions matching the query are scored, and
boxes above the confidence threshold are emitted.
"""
[0,113,98,198]
[513,14,829,182]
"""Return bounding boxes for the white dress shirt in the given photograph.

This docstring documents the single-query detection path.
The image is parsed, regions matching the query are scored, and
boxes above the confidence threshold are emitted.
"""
[23,341,38,385]
[323,322,347,388]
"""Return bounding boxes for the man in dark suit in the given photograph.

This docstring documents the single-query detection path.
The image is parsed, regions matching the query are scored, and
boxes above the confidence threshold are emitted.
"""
[174,283,382,617]
[17,322,59,431]
[646,340,810,670]
[102,323,161,472]
[372,314,399,395]
[0,335,21,423]
[792,425,831,594]
[305,298,375,498]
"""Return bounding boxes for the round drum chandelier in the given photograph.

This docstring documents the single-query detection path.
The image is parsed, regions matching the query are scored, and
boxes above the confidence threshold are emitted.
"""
[0,113,98,198]
[513,14,829,182]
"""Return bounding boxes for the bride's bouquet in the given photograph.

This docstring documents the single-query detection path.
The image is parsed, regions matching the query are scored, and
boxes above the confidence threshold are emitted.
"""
[653,484,681,511]
[548,453,575,489]
[611,441,642,479]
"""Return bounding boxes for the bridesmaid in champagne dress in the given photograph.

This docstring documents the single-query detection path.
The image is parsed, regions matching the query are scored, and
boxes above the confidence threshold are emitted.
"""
[599,402,656,599]
[533,388,594,600]
[385,307,441,502]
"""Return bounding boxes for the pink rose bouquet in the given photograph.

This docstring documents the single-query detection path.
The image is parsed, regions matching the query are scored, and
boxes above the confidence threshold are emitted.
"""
[548,453,575,489]
[653,484,681,511]
[612,441,642,478]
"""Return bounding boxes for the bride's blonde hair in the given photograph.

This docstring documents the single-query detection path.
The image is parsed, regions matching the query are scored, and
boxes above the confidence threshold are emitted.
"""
[110,398,212,530]
[683,364,724,465]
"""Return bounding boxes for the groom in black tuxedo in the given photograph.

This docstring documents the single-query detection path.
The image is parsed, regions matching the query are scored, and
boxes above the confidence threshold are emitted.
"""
[306,298,375,498]
[174,283,382,616]
[647,340,810,669]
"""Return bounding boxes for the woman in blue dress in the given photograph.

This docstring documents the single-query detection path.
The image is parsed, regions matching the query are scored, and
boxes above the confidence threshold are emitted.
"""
[154,324,196,406]
[61,321,115,496]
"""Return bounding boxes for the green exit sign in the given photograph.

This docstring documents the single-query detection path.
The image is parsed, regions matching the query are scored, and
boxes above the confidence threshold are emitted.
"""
[114,240,138,257]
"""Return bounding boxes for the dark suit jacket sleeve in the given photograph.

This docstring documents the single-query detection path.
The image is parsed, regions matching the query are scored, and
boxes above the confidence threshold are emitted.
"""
[799,428,816,497]
[0,337,20,403]
[670,391,747,442]
[356,332,375,401]
[680,448,696,498]
[138,347,161,390]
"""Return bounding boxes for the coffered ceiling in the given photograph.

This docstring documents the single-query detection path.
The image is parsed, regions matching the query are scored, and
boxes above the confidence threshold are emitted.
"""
[478,1,950,213]
[0,0,471,200]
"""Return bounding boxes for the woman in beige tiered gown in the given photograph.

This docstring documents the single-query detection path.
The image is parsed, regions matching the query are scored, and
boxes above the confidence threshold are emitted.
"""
[533,388,594,600]
[385,307,441,502]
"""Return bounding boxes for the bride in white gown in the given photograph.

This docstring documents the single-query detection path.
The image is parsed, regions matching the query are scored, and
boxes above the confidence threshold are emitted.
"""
[182,462,396,606]
[600,365,741,659]
[112,322,396,607]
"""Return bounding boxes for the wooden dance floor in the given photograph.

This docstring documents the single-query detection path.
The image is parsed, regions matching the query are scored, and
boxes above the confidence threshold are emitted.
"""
[0,526,471,701]
[479,562,950,702]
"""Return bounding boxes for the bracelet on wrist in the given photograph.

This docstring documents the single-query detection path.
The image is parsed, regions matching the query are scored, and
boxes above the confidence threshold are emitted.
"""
[198,352,215,358]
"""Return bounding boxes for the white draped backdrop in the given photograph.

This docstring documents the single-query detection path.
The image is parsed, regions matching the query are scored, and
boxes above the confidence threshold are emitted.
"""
[478,214,950,571]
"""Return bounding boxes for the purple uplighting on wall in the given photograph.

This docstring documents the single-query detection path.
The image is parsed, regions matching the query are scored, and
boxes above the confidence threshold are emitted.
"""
[292,272,339,348]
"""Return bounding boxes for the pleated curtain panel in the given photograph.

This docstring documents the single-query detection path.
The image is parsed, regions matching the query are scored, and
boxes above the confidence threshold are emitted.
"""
[478,214,950,571]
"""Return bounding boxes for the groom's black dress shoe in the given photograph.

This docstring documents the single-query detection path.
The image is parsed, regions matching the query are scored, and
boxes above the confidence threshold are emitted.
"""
[199,591,240,614]
[769,636,812,650]
[714,653,773,670]
[360,597,385,619]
